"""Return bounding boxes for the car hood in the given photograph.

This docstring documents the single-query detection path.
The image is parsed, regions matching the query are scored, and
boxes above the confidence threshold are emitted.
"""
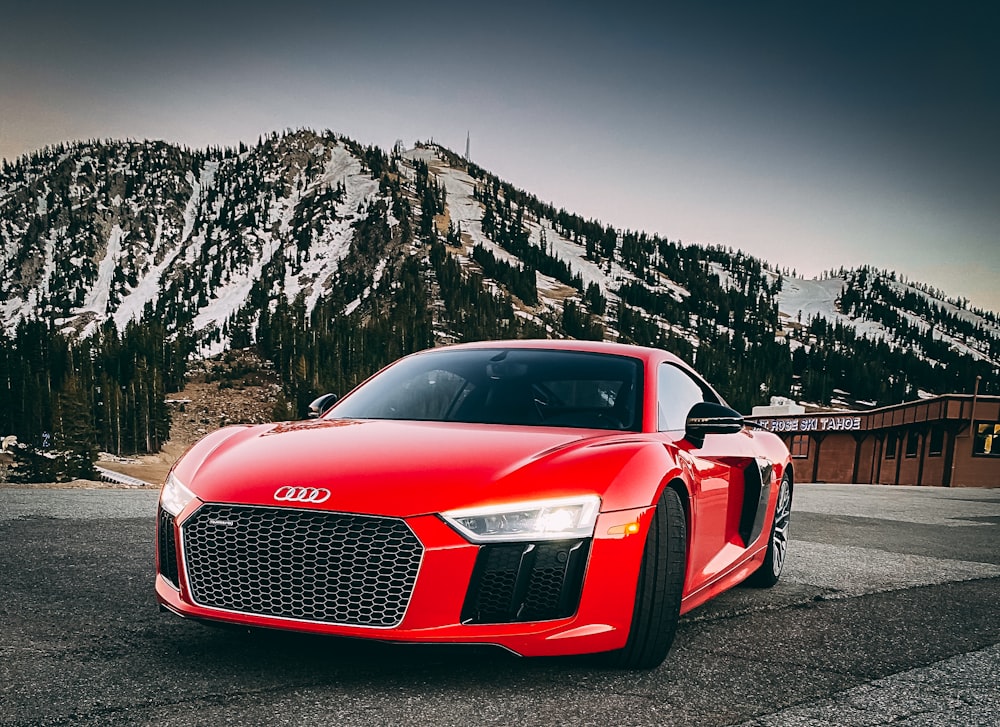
[172,419,642,517]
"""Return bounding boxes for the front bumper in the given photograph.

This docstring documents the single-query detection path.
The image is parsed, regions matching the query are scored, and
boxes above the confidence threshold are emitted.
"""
[156,504,653,657]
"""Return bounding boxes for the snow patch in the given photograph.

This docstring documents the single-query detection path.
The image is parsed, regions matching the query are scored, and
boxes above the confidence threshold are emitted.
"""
[282,144,381,316]
[181,163,218,244]
[113,216,184,329]
[777,276,847,326]
[79,225,124,319]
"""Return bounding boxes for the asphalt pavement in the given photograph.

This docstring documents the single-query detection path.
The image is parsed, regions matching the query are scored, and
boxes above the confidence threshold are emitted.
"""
[1,483,998,726]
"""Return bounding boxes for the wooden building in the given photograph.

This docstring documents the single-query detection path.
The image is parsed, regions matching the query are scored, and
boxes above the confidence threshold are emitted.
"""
[747,394,1000,487]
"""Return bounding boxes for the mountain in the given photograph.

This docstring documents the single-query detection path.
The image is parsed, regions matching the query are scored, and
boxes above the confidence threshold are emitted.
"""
[1,129,998,477]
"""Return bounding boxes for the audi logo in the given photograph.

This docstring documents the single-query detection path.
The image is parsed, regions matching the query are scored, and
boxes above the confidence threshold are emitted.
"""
[273,486,331,504]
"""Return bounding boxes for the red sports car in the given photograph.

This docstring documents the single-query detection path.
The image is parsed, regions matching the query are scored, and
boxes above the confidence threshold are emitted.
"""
[156,340,792,668]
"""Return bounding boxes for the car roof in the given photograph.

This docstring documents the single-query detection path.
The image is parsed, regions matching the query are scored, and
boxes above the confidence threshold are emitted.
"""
[416,339,688,368]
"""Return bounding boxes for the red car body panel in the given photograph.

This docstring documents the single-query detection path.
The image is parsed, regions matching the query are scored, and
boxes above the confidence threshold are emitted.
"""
[156,340,792,657]
[170,419,656,517]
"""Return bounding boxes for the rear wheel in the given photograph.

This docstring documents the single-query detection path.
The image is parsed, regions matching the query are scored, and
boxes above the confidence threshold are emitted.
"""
[746,474,791,588]
[602,487,687,669]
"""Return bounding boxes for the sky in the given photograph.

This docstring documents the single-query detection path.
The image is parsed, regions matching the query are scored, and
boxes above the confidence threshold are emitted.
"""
[2,0,998,312]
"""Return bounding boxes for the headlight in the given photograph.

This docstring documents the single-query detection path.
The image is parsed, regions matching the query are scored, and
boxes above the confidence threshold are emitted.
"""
[442,495,601,543]
[159,472,198,517]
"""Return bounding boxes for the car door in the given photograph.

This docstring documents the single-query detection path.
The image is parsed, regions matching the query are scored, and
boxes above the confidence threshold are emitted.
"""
[655,363,757,595]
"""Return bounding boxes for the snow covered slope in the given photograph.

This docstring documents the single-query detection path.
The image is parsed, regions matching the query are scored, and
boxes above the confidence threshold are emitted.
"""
[2,133,997,410]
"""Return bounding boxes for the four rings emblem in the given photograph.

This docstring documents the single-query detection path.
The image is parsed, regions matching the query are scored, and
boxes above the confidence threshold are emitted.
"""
[273,486,331,504]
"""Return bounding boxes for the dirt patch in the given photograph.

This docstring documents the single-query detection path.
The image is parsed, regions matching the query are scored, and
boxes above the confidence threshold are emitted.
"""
[97,442,189,486]
[434,210,451,235]
[97,349,289,486]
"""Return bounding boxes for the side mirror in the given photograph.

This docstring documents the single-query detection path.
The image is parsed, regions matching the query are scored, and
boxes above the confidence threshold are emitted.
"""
[685,401,744,444]
[307,393,339,419]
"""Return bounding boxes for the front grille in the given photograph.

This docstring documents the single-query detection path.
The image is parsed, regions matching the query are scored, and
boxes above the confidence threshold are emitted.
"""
[181,504,423,627]
[157,508,179,589]
[461,539,590,624]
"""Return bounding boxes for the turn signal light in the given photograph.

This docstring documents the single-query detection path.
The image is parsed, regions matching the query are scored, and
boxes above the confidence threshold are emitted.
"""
[607,521,641,537]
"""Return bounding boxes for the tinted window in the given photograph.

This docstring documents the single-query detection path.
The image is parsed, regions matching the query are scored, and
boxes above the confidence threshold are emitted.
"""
[329,348,643,431]
[885,434,897,459]
[354,369,472,420]
[658,363,709,431]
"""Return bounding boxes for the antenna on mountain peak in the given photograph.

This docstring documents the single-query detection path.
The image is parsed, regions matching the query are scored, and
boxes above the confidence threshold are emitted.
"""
[465,131,470,161]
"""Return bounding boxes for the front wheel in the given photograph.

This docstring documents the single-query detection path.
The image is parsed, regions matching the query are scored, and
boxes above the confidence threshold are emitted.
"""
[746,474,791,588]
[601,487,687,669]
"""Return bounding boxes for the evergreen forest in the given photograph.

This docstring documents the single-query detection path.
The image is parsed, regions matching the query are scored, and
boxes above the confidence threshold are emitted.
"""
[1,131,997,481]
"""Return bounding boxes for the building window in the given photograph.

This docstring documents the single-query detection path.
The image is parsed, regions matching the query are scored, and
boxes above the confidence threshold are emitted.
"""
[885,433,897,459]
[973,422,1000,457]
[905,430,920,458]
[790,434,809,458]
[928,427,944,457]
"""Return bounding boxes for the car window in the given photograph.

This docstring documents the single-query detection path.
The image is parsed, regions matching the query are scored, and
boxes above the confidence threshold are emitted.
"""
[540,379,621,409]
[658,363,711,431]
[359,369,473,420]
[329,348,642,431]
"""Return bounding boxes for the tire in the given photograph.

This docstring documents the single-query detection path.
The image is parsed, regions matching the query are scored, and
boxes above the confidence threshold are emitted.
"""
[746,474,791,588]
[601,487,687,669]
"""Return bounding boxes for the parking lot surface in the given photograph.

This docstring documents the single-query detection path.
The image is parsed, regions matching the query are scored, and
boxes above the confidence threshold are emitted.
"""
[1,484,998,726]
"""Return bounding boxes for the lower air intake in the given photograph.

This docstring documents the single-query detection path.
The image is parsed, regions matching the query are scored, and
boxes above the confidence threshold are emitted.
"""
[461,539,590,623]
[157,508,180,589]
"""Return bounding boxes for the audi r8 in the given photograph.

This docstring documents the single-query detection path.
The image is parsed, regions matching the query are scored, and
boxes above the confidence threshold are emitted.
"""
[156,340,792,668]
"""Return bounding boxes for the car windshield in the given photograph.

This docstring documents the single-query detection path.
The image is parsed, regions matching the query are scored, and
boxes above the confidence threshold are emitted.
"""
[328,348,643,431]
